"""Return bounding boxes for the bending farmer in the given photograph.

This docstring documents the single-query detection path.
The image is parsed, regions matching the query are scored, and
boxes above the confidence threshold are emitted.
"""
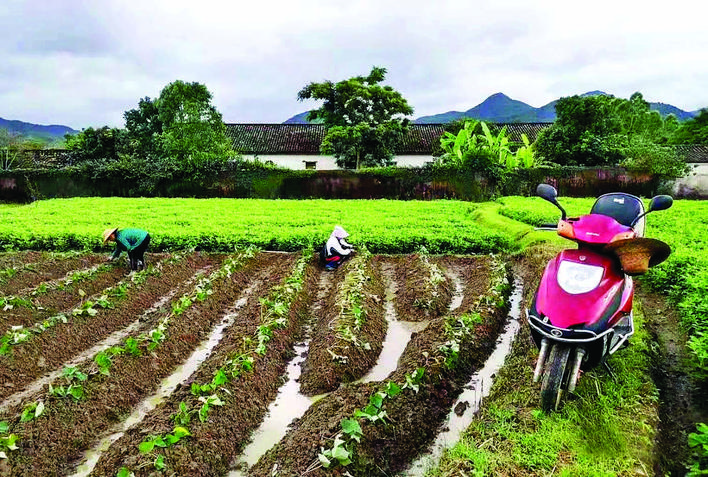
[321,225,354,270]
[103,227,151,271]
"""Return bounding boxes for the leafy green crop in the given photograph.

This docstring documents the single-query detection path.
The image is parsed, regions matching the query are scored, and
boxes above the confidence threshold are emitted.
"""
[0,198,518,254]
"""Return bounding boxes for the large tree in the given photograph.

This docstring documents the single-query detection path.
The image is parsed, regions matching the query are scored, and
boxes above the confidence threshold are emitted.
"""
[534,93,689,181]
[671,108,708,144]
[534,94,624,167]
[297,66,413,169]
[64,126,125,163]
[123,80,233,166]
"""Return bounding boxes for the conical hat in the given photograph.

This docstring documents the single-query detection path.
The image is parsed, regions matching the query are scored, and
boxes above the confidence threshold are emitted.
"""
[604,238,671,275]
[103,228,118,244]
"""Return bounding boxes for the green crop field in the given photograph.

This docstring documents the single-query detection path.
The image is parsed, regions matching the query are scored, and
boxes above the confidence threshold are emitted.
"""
[0,198,524,254]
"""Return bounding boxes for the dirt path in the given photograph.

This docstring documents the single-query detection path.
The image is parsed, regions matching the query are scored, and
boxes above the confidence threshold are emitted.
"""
[636,283,708,475]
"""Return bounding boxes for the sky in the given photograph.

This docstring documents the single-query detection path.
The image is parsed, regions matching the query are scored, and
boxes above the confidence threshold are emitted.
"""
[2,0,707,130]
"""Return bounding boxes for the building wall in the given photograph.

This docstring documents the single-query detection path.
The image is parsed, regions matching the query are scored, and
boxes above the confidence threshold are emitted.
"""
[672,163,708,197]
[242,154,434,170]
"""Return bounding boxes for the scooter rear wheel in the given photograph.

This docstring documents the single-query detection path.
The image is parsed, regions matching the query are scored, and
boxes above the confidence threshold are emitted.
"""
[540,344,571,412]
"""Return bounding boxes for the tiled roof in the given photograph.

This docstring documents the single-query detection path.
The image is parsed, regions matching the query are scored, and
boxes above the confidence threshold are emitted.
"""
[225,124,326,155]
[675,145,708,163]
[225,123,552,155]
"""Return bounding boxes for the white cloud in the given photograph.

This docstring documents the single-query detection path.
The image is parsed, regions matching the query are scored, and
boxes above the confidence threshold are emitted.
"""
[1,0,707,128]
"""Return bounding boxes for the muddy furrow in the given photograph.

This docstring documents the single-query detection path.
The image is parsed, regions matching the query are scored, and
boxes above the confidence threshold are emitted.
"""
[0,253,217,402]
[89,253,316,477]
[0,263,127,331]
[0,251,51,272]
[0,259,219,413]
[298,253,387,396]
[248,256,503,477]
[0,252,266,477]
[0,253,106,297]
[375,254,453,321]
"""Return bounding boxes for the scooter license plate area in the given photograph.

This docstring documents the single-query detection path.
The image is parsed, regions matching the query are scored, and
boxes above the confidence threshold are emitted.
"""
[528,314,600,343]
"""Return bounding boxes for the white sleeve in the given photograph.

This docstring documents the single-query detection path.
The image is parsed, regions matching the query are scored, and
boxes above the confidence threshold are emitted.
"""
[326,235,352,256]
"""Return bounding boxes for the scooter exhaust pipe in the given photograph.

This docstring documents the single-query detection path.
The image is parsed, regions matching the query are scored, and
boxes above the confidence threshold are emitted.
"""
[567,347,586,393]
[533,338,550,383]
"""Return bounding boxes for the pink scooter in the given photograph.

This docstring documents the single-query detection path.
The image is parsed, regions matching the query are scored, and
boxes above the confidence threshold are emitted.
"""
[529,184,673,411]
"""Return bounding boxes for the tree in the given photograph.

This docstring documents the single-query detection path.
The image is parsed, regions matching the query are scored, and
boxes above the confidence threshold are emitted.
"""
[297,67,413,169]
[671,108,708,144]
[534,92,689,181]
[155,80,233,166]
[122,80,233,167]
[123,97,163,158]
[534,94,623,167]
[64,126,125,163]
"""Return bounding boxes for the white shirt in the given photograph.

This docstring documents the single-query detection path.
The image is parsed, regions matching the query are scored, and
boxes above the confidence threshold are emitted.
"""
[325,233,353,257]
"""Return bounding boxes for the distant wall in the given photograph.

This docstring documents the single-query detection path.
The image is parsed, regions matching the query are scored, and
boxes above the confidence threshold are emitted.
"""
[0,166,681,202]
[672,163,708,198]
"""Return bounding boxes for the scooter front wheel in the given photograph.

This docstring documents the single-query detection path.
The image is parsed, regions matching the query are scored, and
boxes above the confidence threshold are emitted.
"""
[540,343,571,412]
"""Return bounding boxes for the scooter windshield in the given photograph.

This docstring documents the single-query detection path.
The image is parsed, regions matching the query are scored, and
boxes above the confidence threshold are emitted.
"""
[591,193,646,237]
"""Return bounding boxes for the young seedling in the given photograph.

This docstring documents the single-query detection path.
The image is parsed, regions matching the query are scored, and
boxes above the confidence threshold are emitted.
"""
[0,421,19,459]
[20,401,45,422]
[49,366,88,400]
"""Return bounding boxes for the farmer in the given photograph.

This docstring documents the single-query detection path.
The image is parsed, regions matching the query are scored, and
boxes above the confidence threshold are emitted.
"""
[103,227,151,271]
[321,225,354,270]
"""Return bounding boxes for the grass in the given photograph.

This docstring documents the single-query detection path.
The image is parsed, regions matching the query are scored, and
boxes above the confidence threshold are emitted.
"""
[428,246,659,476]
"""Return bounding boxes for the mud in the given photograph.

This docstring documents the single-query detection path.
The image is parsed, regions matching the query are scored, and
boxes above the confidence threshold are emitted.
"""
[637,284,708,476]
[0,253,106,297]
[0,248,696,477]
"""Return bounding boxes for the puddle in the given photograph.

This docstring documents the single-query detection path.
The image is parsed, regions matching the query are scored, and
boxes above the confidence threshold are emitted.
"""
[228,270,334,477]
[69,283,255,477]
[360,263,436,383]
[402,277,524,476]
[229,339,325,476]
[447,266,464,312]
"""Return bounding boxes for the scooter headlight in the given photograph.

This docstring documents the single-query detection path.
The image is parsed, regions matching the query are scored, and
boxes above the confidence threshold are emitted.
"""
[557,260,603,294]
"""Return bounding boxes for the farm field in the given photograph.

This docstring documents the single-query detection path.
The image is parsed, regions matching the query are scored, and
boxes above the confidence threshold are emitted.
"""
[0,197,706,476]
[0,247,512,476]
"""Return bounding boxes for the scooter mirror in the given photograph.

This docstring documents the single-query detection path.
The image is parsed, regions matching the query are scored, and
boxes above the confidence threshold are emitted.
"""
[536,184,558,202]
[649,195,673,212]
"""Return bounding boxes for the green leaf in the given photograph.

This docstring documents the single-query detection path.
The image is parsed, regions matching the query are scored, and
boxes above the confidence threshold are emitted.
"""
[173,426,191,439]
[153,454,166,470]
[212,369,228,387]
[384,381,401,397]
[116,467,135,477]
[0,422,8,434]
[139,440,154,454]
[340,418,362,443]
[69,385,84,400]
[317,451,331,468]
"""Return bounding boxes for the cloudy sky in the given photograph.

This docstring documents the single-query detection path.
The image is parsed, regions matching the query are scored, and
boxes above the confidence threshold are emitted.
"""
[2,0,707,130]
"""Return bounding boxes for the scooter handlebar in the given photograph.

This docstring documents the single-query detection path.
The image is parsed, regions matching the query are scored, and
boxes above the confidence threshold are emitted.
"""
[534,223,558,231]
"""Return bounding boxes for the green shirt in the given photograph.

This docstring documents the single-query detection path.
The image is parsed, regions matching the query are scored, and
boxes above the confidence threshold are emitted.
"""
[111,228,149,259]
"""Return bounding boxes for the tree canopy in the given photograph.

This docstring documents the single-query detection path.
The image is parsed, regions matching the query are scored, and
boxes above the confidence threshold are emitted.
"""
[534,92,689,180]
[670,108,708,144]
[297,66,413,169]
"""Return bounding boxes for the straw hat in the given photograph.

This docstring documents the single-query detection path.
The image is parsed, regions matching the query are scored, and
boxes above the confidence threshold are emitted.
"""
[604,238,671,275]
[103,228,118,244]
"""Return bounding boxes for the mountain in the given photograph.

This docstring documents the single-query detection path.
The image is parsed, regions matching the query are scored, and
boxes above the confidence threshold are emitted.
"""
[0,117,78,141]
[284,91,699,124]
[282,112,323,124]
